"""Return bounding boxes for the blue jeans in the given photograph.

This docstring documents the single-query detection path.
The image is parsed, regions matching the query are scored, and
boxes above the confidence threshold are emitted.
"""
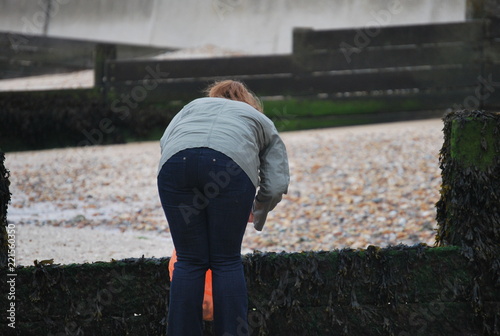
[158,148,256,336]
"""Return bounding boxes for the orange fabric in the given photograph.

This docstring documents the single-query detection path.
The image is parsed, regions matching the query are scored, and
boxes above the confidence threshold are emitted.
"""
[168,249,214,321]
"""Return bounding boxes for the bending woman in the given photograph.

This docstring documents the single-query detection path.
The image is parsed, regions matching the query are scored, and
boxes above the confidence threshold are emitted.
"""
[157,80,290,336]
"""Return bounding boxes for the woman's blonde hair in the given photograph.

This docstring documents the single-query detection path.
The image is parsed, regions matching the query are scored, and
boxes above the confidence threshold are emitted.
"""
[204,80,263,112]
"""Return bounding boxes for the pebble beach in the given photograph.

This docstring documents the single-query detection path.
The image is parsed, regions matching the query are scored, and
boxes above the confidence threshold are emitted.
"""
[6,118,444,266]
[1,48,445,266]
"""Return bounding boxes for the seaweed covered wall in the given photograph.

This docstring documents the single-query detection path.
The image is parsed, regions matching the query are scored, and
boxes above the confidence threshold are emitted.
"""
[1,246,499,336]
[0,151,11,268]
[436,110,500,249]
[436,110,500,334]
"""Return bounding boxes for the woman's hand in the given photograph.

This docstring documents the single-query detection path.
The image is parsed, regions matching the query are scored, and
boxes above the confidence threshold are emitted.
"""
[248,212,254,223]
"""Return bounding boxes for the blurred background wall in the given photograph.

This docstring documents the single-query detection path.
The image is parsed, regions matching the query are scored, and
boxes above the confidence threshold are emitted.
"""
[0,0,466,54]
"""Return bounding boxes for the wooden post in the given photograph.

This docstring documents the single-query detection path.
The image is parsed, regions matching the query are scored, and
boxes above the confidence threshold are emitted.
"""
[465,0,500,110]
[435,110,500,331]
[466,0,500,19]
[291,27,313,73]
[436,110,500,258]
[466,0,486,19]
[0,151,11,268]
[94,43,117,89]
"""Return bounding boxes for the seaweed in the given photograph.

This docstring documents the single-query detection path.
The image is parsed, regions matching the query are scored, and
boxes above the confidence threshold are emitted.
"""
[436,109,500,334]
[0,150,11,268]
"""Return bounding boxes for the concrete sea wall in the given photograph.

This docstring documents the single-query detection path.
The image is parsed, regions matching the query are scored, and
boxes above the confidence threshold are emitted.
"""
[0,0,465,54]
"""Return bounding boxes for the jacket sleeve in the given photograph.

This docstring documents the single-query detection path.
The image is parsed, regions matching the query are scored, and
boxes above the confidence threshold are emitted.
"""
[253,126,290,231]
